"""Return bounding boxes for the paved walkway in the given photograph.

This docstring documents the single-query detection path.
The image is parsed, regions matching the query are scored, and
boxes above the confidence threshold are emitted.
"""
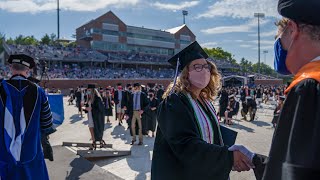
[49,98,276,180]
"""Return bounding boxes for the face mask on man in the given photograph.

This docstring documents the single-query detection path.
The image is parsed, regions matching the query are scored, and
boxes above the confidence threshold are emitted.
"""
[274,26,294,75]
[188,68,210,89]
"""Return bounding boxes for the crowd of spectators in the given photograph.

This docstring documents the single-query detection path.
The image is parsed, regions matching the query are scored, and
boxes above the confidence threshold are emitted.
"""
[46,64,174,79]
[2,43,278,80]
[6,44,106,61]
[103,51,169,63]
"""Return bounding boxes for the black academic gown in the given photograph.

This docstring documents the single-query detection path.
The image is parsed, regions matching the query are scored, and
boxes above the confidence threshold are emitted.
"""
[151,93,233,180]
[253,79,320,180]
[145,98,159,132]
[91,95,105,141]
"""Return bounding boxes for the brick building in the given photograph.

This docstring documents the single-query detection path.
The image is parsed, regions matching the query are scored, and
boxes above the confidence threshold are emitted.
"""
[76,11,196,56]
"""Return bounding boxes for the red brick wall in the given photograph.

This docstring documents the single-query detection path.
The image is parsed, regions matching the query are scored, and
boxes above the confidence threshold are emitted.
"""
[255,79,283,85]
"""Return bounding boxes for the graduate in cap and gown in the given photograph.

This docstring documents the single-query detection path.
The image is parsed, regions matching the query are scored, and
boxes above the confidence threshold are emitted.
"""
[249,0,320,179]
[145,89,159,137]
[87,84,106,148]
[0,54,55,180]
[151,41,254,180]
[103,88,114,123]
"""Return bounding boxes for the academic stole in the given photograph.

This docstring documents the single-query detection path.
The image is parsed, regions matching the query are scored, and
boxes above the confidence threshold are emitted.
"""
[186,93,224,145]
[285,60,320,95]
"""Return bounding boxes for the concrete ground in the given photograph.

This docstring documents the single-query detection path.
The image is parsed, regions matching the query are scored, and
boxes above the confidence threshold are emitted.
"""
[49,98,276,180]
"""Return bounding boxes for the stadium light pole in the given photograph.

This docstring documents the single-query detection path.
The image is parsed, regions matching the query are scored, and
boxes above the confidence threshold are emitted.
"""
[182,10,188,24]
[254,13,265,75]
[57,0,60,40]
[263,50,268,74]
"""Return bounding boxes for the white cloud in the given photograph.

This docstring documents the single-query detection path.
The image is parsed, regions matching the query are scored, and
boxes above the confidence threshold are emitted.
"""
[201,42,218,48]
[197,0,279,19]
[239,44,253,48]
[201,19,269,35]
[252,45,274,50]
[152,1,200,11]
[0,0,141,13]
[248,30,277,38]
[248,40,275,45]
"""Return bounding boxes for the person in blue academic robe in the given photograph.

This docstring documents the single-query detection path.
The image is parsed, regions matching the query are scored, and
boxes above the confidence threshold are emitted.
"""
[0,54,55,180]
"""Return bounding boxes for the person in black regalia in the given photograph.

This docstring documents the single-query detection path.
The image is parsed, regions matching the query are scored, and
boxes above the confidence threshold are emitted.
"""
[114,83,125,126]
[87,84,107,148]
[103,88,114,123]
[156,84,164,102]
[249,0,320,179]
[145,89,159,137]
[218,88,228,121]
[151,41,254,180]
[122,83,132,128]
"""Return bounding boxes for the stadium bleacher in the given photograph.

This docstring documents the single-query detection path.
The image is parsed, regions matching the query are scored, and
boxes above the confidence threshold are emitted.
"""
[1,42,277,80]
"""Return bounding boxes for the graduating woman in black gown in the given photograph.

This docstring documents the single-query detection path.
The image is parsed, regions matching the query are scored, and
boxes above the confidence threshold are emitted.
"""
[151,41,253,180]
[87,84,107,148]
[145,89,159,137]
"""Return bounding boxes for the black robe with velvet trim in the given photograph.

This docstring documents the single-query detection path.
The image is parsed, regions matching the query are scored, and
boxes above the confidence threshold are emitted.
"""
[253,79,320,180]
[151,92,233,180]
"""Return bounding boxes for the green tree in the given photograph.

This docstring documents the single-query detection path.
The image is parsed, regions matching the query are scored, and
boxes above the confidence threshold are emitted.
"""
[204,47,239,66]
[23,35,38,45]
[12,35,38,45]
[239,57,253,73]
[50,33,57,45]
[251,62,277,76]
[41,34,51,45]
[6,37,15,44]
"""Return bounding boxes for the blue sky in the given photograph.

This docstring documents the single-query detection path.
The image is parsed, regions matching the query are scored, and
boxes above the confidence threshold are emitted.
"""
[0,0,282,67]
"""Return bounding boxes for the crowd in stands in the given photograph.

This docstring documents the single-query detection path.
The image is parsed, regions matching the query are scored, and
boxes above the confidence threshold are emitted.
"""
[6,44,106,61]
[2,43,278,80]
[47,65,174,79]
[103,51,169,63]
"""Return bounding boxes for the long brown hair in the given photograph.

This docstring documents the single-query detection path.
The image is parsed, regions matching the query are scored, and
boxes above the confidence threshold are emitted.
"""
[163,60,221,101]
[91,88,103,104]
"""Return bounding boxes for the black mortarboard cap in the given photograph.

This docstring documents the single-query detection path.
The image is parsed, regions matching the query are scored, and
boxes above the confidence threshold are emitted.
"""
[8,54,36,69]
[88,84,96,89]
[148,89,155,93]
[168,41,208,72]
[133,83,141,87]
[278,0,320,25]
[117,83,122,86]
[126,83,132,88]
